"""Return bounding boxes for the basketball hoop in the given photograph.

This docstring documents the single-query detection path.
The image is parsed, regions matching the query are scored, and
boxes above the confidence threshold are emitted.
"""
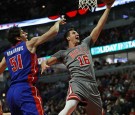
[79,0,97,11]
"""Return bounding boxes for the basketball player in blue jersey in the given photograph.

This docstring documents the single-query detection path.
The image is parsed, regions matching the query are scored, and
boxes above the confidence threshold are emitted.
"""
[41,1,115,115]
[0,18,66,115]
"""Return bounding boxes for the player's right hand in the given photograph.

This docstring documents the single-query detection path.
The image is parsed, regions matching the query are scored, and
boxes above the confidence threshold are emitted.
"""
[58,15,66,25]
[41,61,50,75]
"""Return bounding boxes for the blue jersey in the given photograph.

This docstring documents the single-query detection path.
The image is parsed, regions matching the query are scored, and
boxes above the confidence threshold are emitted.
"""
[4,41,39,85]
[4,42,44,115]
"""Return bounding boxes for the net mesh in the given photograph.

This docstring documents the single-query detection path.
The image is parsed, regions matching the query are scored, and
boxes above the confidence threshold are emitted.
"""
[79,0,97,11]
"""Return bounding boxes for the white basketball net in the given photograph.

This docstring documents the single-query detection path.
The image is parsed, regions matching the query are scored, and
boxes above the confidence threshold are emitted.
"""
[79,0,97,11]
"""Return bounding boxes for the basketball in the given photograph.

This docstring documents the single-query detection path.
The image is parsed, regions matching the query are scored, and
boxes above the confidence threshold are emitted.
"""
[102,0,115,4]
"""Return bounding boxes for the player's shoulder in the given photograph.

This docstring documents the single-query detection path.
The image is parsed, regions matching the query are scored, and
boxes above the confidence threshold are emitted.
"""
[26,37,39,49]
[28,37,39,44]
[4,41,24,53]
[54,50,67,56]
[57,50,66,53]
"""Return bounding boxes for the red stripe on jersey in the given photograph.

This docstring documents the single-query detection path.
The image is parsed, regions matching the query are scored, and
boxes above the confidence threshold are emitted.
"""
[28,53,44,114]
[66,85,81,101]
[102,109,105,115]
[67,85,87,104]
[27,53,38,83]
[67,95,81,101]
[30,84,44,115]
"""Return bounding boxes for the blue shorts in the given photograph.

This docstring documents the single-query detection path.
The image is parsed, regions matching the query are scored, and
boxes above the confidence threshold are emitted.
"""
[7,83,45,115]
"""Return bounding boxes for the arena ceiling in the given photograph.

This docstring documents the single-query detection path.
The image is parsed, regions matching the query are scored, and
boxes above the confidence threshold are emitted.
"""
[0,0,78,24]
[0,0,134,24]
[0,0,78,53]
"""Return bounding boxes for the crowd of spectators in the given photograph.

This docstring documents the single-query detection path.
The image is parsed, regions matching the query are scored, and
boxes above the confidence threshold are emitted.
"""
[0,4,135,114]
[0,21,135,113]
[37,67,135,115]
[81,21,135,47]
[0,62,135,115]
[0,15,134,58]
[35,20,135,57]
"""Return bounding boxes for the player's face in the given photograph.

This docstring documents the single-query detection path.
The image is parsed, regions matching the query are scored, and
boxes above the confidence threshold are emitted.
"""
[20,30,28,41]
[68,30,80,46]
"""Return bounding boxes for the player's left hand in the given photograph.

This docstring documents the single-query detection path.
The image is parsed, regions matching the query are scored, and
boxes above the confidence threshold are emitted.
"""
[41,61,50,75]
[58,15,66,25]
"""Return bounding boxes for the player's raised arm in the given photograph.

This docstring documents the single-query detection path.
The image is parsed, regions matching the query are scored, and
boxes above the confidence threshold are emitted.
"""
[41,57,58,74]
[90,0,115,43]
[0,57,7,74]
[0,100,3,115]
[28,18,66,49]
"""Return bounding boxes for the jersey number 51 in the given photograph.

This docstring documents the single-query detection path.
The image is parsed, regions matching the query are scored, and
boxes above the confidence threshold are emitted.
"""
[9,54,23,72]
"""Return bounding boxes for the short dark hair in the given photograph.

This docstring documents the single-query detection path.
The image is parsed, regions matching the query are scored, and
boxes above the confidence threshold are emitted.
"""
[64,28,75,39]
[7,26,21,45]
[64,28,75,44]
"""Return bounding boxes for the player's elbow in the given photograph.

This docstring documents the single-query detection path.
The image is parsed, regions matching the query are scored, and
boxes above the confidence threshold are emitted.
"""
[0,66,6,74]
[52,31,58,37]
[0,69,4,74]
[52,28,59,36]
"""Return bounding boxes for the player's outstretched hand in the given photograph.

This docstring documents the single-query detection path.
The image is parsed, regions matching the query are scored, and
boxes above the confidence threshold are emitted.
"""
[41,61,50,75]
[58,15,66,25]
[106,0,115,9]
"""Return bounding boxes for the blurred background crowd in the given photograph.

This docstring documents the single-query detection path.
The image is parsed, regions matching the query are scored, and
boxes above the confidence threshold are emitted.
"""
[0,0,135,114]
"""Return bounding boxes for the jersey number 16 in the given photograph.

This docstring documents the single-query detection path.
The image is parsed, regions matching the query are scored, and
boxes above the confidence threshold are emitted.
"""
[77,55,90,66]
